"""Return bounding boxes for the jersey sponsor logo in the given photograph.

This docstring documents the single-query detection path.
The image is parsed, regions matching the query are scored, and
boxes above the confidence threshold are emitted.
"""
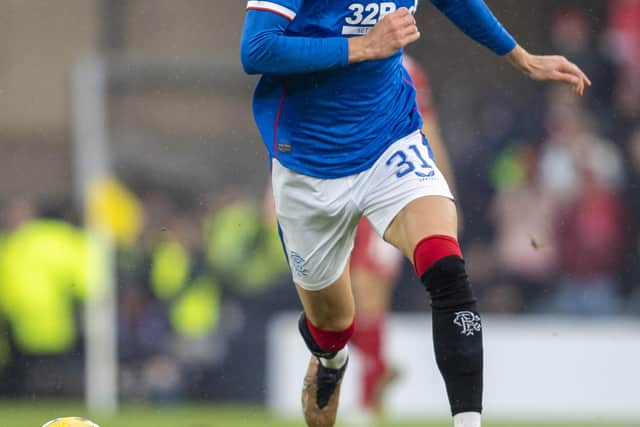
[342,1,417,35]
[453,311,482,337]
[246,1,296,20]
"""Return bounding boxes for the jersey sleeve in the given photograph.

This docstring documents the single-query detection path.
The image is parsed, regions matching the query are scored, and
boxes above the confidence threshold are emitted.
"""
[245,0,302,21]
[241,4,349,75]
[430,0,516,56]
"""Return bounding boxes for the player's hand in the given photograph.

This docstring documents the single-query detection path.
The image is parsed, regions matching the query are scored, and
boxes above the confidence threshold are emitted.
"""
[348,8,420,63]
[506,45,592,96]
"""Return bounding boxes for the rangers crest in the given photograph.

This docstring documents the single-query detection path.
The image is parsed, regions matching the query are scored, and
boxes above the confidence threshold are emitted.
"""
[290,251,309,278]
[453,311,482,336]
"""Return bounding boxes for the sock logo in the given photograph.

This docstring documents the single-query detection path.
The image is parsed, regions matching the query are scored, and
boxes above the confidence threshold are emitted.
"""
[453,311,482,336]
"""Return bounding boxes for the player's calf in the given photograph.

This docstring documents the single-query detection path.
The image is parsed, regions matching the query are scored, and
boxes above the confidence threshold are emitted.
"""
[414,235,483,426]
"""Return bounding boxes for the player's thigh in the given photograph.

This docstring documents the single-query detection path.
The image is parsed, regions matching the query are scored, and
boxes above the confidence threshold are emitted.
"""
[383,195,458,261]
[360,130,456,262]
[272,159,359,328]
[296,264,355,331]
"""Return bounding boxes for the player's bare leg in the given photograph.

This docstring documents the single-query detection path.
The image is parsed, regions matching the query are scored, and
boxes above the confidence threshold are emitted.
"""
[296,265,355,427]
[385,196,458,257]
[297,265,355,332]
[385,196,482,427]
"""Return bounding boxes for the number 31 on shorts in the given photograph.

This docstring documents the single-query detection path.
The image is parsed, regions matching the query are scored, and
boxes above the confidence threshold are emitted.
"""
[386,144,436,178]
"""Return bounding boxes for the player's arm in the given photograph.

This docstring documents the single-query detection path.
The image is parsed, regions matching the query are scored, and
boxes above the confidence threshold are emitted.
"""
[429,0,591,95]
[505,45,591,96]
[241,5,420,75]
[241,9,348,75]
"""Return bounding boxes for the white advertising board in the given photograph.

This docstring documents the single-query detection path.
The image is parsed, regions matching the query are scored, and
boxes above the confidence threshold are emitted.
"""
[267,313,640,422]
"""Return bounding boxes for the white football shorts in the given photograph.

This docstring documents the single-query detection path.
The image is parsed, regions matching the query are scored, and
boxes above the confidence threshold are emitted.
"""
[272,129,453,291]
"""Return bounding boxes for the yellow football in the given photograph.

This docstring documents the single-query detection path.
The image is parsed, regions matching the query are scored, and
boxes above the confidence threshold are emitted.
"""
[42,417,100,427]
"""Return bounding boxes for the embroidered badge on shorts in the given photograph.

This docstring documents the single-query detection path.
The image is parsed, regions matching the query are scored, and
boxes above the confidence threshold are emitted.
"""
[453,311,482,336]
[290,251,308,277]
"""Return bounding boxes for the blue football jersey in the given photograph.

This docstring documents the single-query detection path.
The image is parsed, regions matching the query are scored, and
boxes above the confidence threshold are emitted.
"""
[247,0,423,178]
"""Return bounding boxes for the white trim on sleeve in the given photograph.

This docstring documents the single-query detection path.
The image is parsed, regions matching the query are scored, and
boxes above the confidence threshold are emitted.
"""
[246,1,296,20]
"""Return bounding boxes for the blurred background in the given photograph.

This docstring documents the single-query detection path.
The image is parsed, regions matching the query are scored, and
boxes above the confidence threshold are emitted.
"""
[0,0,639,426]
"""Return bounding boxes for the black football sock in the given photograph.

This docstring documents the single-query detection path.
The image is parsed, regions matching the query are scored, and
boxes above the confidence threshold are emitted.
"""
[421,256,483,415]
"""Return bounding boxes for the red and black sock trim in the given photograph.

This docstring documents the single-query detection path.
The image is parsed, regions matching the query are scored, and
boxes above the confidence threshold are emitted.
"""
[298,312,351,409]
[298,313,354,358]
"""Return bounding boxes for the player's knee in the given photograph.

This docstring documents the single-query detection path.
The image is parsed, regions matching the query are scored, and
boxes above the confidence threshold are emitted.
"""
[413,235,476,310]
[413,234,462,276]
[423,256,476,310]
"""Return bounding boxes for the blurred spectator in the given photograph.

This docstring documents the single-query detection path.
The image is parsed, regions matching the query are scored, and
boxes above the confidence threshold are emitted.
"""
[0,201,90,395]
[87,177,144,247]
[117,189,223,401]
[551,8,618,138]
[553,168,626,315]
[625,127,640,312]
[203,194,289,296]
[538,87,626,315]
[115,186,293,401]
[490,144,559,312]
[539,86,624,200]
[606,0,640,121]
[0,207,89,354]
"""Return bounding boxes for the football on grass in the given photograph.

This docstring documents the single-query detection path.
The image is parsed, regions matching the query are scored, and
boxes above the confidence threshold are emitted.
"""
[42,417,100,427]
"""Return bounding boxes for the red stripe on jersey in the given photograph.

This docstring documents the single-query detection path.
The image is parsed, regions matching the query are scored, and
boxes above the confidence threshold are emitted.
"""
[273,80,289,159]
[246,6,293,21]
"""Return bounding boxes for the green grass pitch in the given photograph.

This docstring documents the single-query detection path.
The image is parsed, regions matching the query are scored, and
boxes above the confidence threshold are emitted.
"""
[1,401,637,427]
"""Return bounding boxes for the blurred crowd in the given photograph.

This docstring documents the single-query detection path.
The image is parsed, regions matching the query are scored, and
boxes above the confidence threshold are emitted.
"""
[454,4,640,315]
[0,188,294,401]
[0,3,638,402]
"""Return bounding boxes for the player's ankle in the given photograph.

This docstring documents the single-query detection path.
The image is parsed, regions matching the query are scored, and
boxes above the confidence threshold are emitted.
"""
[319,346,349,369]
[453,412,481,427]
